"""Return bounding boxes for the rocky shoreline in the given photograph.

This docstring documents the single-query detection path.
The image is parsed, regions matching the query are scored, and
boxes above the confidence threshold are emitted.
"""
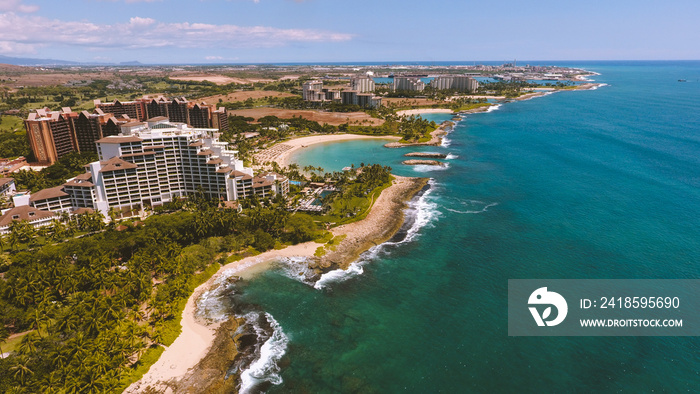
[148,175,430,393]
[402,159,445,166]
[404,152,447,158]
[315,175,429,270]
[384,121,454,148]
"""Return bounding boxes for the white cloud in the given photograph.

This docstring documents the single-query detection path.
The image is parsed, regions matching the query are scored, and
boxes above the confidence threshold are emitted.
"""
[0,0,38,13]
[0,12,353,55]
[205,56,223,60]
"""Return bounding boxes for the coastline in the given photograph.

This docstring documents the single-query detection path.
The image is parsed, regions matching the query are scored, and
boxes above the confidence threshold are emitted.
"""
[254,133,400,167]
[384,120,454,148]
[126,175,429,393]
[124,241,324,394]
[318,175,429,270]
[396,108,454,116]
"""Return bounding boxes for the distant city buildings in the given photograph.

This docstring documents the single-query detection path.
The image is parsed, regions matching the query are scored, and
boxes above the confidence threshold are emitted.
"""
[302,79,382,108]
[302,80,324,101]
[393,76,425,92]
[429,75,479,93]
[350,76,375,93]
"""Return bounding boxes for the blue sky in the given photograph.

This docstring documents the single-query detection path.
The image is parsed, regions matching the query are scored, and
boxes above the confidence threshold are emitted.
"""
[0,0,698,63]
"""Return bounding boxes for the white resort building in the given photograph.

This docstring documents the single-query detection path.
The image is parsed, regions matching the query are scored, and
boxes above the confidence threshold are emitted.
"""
[0,118,288,232]
[430,75,479,92]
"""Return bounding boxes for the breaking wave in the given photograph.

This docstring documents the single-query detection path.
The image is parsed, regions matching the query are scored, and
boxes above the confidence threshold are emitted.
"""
[314,261,365,290]
[587,83,609,90]
[486,104,502,112]
[412,163,450,172]
[312,179,440,290]
[443,199,498,214]
[276,256,317,286]
[239,312,289,394]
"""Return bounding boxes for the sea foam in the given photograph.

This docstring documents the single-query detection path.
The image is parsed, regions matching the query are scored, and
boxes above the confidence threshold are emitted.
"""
[442,197,498,215]
[239,312,289,393]
[276,256,317,285]
[312,180,440,289]
[486,104,502,113]
[412,163,450,173]
[314,260,365,290]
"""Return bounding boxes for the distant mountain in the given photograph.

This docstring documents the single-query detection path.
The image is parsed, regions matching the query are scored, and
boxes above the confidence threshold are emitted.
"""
[119,61,143,66]
[0,54,79,66]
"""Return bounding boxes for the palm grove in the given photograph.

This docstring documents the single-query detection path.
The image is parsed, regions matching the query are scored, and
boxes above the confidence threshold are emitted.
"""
[0,163,393,393]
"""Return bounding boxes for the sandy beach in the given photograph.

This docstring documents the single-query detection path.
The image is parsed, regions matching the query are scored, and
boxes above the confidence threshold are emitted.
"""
[396,108,454,116]
[124,241,323,394]
[254,134,400,167]
[125,172,428,393]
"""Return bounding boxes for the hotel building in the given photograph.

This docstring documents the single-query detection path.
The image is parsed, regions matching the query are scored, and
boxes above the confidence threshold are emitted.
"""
[430,75,479,92]
[340,91,382,109]
[302,81,324,101]
[81,118,253,216]
[393,77,426,92]
[93,99,145,120]
[24,109,76,164]
[350,76,375,93]
[69,109,125,154]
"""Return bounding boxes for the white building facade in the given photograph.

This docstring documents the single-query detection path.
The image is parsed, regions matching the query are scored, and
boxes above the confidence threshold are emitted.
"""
[430,75,479,92]
[350,76,375,93]
[393,77,425,92]
[82,119,255,216]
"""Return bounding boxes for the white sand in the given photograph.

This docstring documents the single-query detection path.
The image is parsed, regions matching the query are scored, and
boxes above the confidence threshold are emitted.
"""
[124,241,323,393]
[254,134,399,167]
[395,108,454,116]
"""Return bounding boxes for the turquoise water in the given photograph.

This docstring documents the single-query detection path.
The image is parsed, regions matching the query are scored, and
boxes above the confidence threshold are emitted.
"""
[231,62,700,392]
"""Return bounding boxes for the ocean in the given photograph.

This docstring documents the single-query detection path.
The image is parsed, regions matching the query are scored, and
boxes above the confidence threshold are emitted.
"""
[206,61,700,392]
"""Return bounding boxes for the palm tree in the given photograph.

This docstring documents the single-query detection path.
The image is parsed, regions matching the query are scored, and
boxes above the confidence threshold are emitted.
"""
[41,371,63,394]
[28,309,47,337]
[10,356,33,385]
[50,349,68,369]
[19,332,40,355]
[0,324,9,356]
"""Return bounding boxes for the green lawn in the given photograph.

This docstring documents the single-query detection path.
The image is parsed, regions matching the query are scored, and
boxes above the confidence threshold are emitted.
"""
[308,179,393,227]
[0,115,23,133]
[1,330,31,355]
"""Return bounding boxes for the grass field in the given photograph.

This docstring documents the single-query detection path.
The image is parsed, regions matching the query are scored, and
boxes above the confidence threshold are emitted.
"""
[0,115,23,133]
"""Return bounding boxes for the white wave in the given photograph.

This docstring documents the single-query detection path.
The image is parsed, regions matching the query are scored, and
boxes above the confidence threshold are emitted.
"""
[518,91,556,101]
[445,153,458,160]
[196,257,286,322]
[385,179,440,245]
[444,202,498,214]
[441,136,451,147]
[314,260,365,290]
[311,180,440,290]
[586,83,608,91]
[444,200,498,214]
[412,163,450,172]
[240,312,289,394]
[486,104,502,113]
[275,256,316,286]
